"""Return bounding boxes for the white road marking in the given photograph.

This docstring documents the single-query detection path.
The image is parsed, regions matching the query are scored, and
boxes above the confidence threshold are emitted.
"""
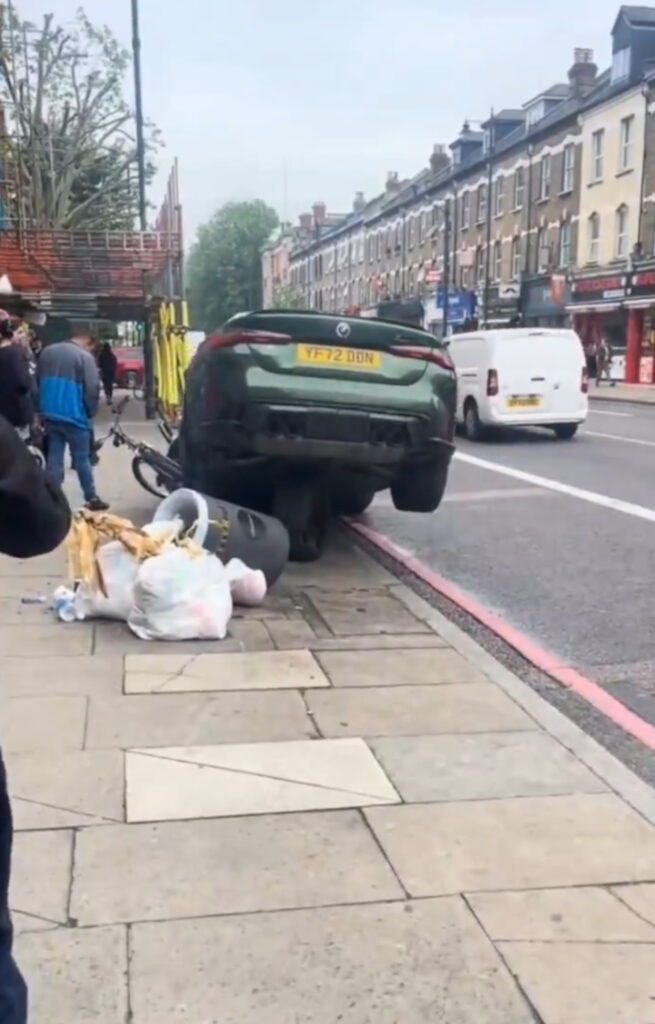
[454,451,655,523]
[587,408,632,418]
[583,430,655,449]
[443,487,548,503]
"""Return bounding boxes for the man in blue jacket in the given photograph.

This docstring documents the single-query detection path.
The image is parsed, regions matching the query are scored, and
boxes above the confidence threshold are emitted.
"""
[38,323,108,511]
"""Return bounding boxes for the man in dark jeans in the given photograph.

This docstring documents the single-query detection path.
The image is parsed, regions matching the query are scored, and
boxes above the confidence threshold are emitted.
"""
[0,414,72,1022]
[38,323,108,511]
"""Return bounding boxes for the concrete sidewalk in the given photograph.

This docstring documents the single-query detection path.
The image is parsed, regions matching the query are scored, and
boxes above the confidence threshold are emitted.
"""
[3,430,655,1023]
[591,381,655,404]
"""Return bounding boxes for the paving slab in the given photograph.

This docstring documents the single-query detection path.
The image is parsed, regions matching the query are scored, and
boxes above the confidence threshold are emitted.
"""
[11,912,60,937]
[0,576,57,599]
[2,696,87,753]
[0,655,122,698]
[0,549,66,577]
[17,924,127,1024]
[130,898,534,1024]
[366,794,655,896]
[93,619,273,655]
[8,749,124,829]
[10,830,72,923]
[307,683,535,737]
[498,940,655,1024]
[0,623,92,656]
[468,887,655,941]
[266,618,318,648]
[125,738,399,822]
[317,646,481,687]
[85,690,315,749]
[71,810,403,925]
[0,599,57,625]
[308,589,430,635]
[371,732,607,802]
[282,541,396,589]
[124,649,329,694]
[612,883,655,927]
[308,632,448,652]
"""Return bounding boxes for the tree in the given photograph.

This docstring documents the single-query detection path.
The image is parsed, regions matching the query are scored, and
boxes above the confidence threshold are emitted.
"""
[0,5,161,230]
[272,284,305,309]
[187,200,279,331]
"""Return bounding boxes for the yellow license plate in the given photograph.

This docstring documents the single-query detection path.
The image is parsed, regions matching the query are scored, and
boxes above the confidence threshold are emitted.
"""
[296,343,381,370]
[506,395,542,409]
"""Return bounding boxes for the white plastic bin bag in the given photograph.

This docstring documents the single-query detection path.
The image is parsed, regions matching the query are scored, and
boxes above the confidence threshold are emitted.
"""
[128,547,233,641]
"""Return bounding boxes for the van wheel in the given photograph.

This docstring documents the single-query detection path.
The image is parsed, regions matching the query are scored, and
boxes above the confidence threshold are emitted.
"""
[464,400,483,441]
[553,423,578,440]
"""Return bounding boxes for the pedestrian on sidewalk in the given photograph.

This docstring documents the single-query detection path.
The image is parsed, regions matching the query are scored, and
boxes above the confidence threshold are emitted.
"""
[0,413,72,1024]
[97,342,118,404]
[596,335,616,387]
[0,320,35,431]
[38,323,109,511]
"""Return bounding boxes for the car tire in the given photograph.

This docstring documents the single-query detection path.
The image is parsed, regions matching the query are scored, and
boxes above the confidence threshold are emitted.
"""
[553,423,578,440]
[464,399,483,441]
[391,459,449,513]
[333,486,375,517]
[125,370,139,390]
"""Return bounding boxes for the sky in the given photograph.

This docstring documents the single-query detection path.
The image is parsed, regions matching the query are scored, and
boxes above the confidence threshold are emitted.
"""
[17,0,631,245]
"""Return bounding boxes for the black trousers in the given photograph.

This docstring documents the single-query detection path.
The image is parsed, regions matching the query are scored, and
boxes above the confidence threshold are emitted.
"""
[0,754,27,1023]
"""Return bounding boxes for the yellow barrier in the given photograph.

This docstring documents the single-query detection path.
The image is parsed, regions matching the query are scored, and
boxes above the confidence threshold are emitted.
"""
[152,299,190,417]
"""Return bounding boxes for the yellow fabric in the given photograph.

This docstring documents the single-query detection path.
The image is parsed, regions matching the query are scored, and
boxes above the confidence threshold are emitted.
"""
[67,510,203,596]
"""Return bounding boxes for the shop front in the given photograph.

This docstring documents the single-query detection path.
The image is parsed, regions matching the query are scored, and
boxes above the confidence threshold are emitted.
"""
[522,274,571,327]
[623,266,655,384]
[567,271,629,379]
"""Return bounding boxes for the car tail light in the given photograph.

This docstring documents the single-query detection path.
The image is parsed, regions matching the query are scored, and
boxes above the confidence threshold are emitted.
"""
[389,344,454,372]
[487,369,499,396]
[208,328,292,350]
[581,367,589,393]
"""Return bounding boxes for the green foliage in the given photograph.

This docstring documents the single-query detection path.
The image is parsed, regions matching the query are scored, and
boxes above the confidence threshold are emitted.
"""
[0,4,161,230]
[187,200,279,331]
[271,284,306,309]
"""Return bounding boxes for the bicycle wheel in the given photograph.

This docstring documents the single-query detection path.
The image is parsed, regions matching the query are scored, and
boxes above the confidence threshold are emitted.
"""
[131,456,170,499]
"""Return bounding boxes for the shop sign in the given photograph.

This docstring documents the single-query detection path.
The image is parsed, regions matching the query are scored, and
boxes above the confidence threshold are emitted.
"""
[571,274,627,302]
[629,270,655,298]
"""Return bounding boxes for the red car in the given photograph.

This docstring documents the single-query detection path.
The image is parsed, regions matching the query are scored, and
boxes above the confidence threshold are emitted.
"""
[114,346,144,389]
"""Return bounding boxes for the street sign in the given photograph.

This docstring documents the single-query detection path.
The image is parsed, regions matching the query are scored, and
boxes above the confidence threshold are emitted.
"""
[499,283,520,300]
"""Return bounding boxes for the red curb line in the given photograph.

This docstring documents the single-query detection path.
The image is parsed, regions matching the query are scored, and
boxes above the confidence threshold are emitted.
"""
[349,518,655,752]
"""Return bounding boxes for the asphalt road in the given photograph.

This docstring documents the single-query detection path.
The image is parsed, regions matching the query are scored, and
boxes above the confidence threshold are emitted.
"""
[367,398,655,735]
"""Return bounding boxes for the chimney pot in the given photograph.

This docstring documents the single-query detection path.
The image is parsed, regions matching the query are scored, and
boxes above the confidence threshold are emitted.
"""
[568,47,597,98]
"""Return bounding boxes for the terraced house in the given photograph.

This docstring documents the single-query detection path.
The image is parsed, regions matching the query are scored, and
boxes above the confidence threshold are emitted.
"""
[281,6,655,380]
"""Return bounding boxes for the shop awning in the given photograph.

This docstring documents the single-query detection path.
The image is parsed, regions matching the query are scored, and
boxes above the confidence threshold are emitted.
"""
[565,302,622,313]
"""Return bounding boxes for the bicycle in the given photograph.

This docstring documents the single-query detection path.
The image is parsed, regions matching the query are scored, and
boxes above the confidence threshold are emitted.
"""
[99,396,182,499]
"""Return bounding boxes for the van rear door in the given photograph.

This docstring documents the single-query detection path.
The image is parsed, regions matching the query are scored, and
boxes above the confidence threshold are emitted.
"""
[493,332,583,418]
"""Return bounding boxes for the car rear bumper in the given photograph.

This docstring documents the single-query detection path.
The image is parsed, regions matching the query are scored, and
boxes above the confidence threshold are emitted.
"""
[194,403,454,468]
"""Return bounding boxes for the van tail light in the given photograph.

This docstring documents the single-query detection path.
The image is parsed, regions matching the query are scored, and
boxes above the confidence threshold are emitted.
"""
[487,369,499,396]
[581,367,589,394]
[389,344,455,372]
[208,328,292,350]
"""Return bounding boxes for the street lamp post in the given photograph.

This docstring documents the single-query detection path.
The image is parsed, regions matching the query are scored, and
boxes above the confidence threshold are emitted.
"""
[482,109,494,329]
[130,0,156,419]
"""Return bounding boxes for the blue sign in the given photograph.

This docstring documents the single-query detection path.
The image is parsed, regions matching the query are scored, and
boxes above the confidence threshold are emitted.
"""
[436,289,476,325]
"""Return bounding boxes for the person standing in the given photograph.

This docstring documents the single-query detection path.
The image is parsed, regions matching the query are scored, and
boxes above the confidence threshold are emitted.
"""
[38,324,109,511]
[1,414,72,1024]
[97,342,118,403]
[596,335,614,386]
[0,321,35,430]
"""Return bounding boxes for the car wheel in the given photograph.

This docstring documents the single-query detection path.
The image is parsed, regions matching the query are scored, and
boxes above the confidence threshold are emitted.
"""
[125,370,139,390]
[553,423,578,440]
[464,399,483,441]
[391,459,450,513]
[274,479,328,562]
[333,485,375,517]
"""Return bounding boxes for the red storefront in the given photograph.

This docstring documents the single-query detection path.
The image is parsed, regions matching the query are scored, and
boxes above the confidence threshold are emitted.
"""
[568,270,654,384]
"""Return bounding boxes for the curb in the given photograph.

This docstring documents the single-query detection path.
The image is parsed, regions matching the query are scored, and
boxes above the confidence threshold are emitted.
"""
[348,519,655,825]
[591,393,655,408]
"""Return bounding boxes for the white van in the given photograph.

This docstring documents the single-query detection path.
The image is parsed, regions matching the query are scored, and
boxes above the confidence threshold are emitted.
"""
[449,328,588,440]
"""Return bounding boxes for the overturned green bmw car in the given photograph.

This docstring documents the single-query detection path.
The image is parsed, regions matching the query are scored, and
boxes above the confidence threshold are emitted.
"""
[179,310,456,560]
